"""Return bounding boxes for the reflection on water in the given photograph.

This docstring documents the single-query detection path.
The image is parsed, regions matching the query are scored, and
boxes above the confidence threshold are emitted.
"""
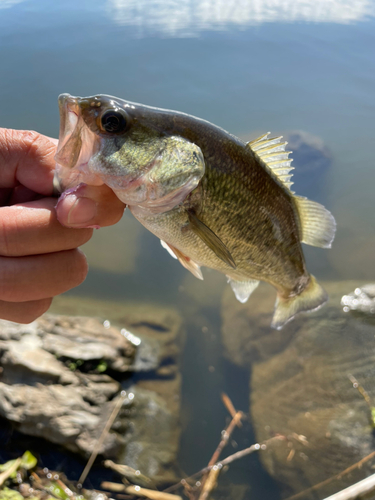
[108,0,375,36]
[0,0,23,8]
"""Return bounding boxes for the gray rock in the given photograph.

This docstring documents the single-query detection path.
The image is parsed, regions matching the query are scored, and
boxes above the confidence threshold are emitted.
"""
[119,384,181,483]
[0,380,122,455]
[0,307,184,484]
[285,130,332,176]
[221,283,297,366]
[221,281,375,498]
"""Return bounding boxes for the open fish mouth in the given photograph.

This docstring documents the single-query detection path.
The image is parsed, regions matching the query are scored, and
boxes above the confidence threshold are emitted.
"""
[53,94,103,193]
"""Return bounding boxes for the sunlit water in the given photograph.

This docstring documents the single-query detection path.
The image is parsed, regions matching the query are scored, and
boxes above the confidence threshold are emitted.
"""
[1,0,375,498]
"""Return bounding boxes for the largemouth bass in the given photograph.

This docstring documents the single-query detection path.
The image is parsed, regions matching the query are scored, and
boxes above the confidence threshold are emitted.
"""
[54,94,336,329]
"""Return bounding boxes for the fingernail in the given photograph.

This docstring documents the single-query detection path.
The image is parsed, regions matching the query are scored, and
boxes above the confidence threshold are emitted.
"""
[67,196,97,226]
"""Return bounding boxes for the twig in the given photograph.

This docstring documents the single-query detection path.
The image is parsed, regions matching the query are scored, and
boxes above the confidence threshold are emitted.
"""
[101,481,128,492]
[198,409,243,497]
[164,435,285,494]
[322,472,375,500]
[286,450,375,500]
[221,393,242,428]
[197,466,221,500]
[348,374,372,409]
[208,411,243,468]
[56,478,74,497]
[0,457,22,487]
[78,391,127,486]
[124,485,183,500]
[348,374,375,427]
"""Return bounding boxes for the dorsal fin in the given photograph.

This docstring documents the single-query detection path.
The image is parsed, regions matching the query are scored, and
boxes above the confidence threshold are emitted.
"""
[247,133,294,192]
[294,196,336,249]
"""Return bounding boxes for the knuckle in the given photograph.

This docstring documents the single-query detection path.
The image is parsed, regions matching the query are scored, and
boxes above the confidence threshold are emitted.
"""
[0,260,18,301]
[0,217,12,257]
[20,130,56,169]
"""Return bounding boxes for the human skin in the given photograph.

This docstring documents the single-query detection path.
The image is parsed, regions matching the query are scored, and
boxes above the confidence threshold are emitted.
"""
[0,128,126,323]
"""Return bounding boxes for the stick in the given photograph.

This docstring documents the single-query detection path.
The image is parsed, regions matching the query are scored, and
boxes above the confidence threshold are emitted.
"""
[221,393,242,428]
[286,450,375,500]
[198,410,243,497]
[197,466,221,500]
[78,391,126,486]
[124,485,183,500]
[322,472,375,500]
[164,435,285,494]
[101,481,128,492]
[208,411,243,467]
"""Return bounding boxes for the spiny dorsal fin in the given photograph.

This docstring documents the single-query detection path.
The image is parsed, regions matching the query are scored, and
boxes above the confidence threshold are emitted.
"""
[187,211,236,269]
[247,133,294,192]
[160,240,203,280]
[294,196,336,249]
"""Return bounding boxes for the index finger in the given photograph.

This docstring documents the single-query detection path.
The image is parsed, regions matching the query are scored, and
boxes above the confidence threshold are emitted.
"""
[0,128,57,195]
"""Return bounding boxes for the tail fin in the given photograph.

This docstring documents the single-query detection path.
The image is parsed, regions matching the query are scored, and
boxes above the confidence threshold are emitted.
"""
[271,275,328,330]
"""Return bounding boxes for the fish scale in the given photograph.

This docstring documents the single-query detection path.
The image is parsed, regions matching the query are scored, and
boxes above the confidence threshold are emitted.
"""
[54,93,336,329]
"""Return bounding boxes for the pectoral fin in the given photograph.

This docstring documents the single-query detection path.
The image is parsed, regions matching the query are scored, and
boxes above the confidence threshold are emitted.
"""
[187,211,236,269]
[160,240,203,280]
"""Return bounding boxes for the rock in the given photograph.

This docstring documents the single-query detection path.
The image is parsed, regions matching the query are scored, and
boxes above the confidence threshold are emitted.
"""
[222,281,375,498]
[50,296,184,377]
[285,131,332,176]
[221,283,297,366]
[118,383,181,483]
[0,305,184,485]
[0,380,123,456]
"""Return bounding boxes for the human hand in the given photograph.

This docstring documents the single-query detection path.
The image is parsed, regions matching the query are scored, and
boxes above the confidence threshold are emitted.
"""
[0,129,126,323]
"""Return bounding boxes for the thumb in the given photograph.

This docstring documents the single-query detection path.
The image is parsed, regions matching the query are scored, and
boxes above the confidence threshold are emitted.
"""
[56,183,126,229]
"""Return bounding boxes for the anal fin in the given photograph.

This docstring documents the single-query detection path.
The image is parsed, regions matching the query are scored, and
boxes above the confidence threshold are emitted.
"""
[160,240,203,280]
[187,210,236,269]
[227,277,259,303]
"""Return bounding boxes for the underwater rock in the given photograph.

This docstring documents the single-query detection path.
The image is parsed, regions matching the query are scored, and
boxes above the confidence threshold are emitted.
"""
[221,283,297,366]
[341,284,375,315]
[284,130,332,201]
[0,307,184,484]
[118,383,182,484]
[285,130,332,174]
[222,281,375,498]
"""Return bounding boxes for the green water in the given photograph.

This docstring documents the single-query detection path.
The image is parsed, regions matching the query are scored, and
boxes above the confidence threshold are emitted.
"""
[1,0,375,498]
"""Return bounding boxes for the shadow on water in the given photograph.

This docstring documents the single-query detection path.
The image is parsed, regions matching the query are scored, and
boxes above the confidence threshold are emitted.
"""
[179,304,281,499]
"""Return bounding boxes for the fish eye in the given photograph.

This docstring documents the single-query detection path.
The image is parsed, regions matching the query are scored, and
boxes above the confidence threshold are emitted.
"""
[100,109,128,134]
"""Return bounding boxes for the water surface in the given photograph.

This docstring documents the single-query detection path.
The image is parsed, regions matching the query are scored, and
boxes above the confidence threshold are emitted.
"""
[1,1,375,497]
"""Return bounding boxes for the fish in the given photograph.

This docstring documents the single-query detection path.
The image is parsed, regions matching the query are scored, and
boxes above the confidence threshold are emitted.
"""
[54,94,336,330]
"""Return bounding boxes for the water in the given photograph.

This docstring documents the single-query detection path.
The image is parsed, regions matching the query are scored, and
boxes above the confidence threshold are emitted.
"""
[1,1,375,498]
